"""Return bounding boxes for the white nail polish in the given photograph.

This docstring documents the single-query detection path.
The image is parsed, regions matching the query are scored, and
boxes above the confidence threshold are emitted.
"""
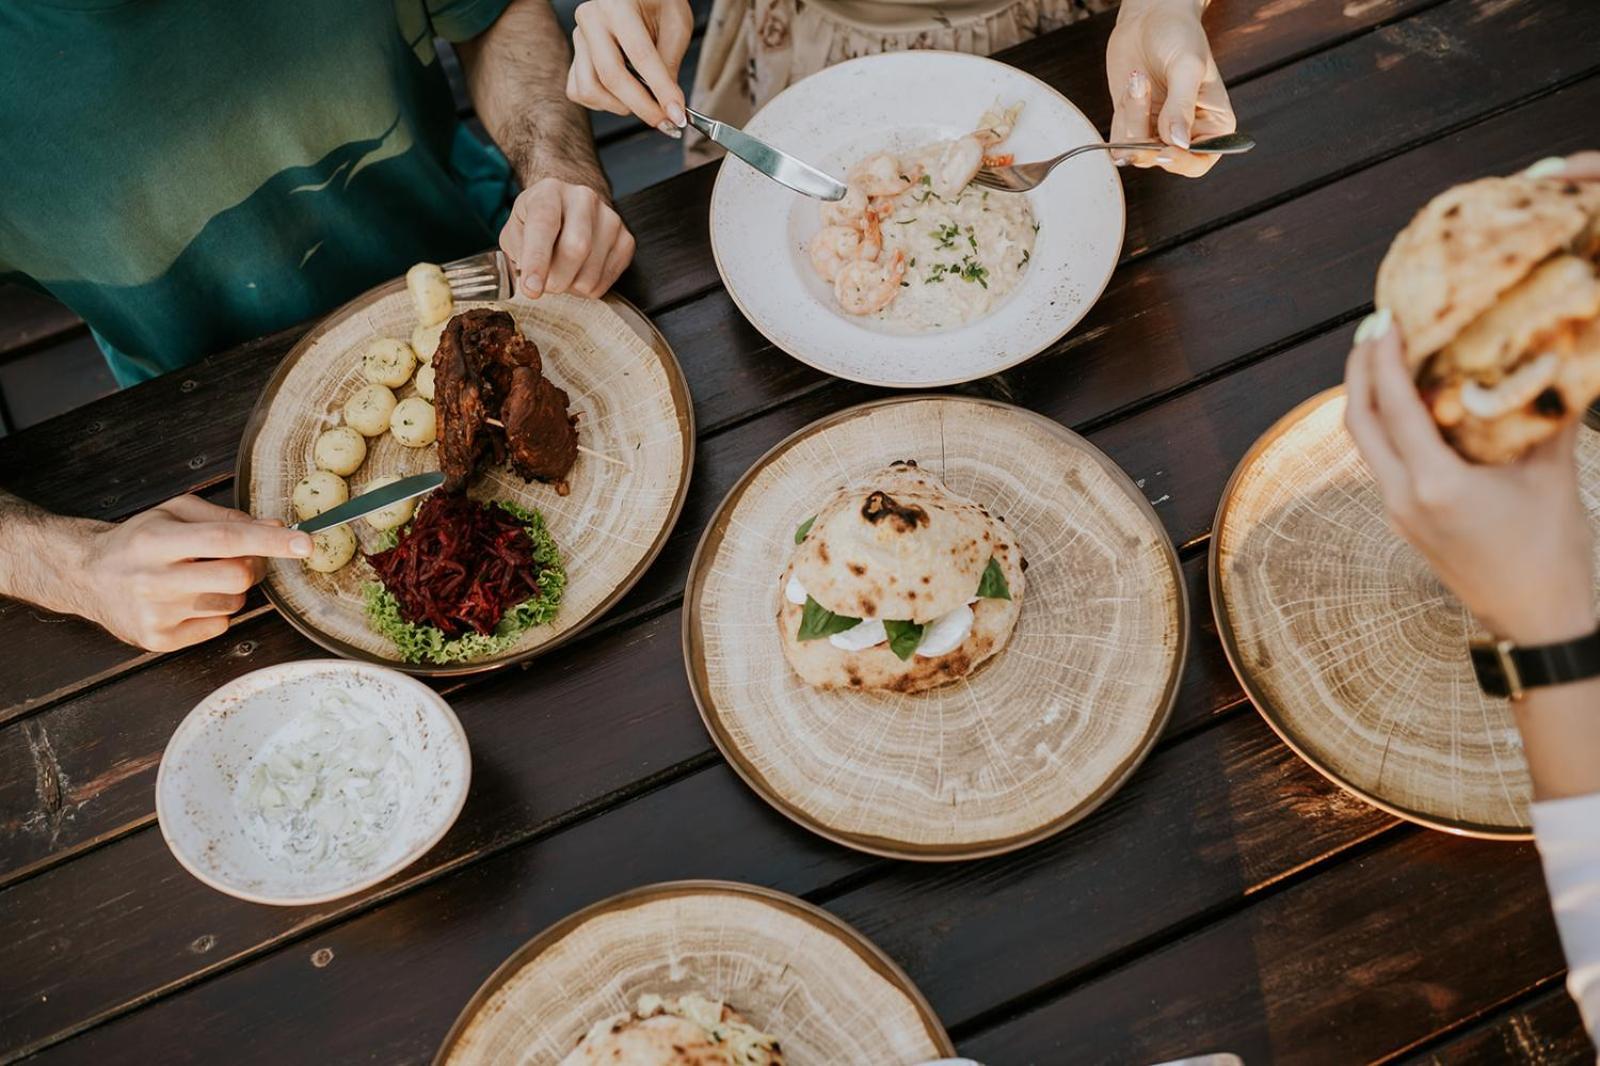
[1524,156,1567,179]
[1354,307,1393,344]
[1128,70,1148,100]
[668,103,687,127]
[657,121,683,139]
[1169,124,1190,151]
[1155,153,1173,165]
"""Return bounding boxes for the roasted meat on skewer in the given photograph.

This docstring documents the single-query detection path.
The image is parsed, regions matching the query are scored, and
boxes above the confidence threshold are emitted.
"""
[503,366,578,486]
[431,309,580,494]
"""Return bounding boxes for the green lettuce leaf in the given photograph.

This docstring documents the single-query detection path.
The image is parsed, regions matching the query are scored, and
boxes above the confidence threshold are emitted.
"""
[794,515,816,544]
[797,596,859,641]
[976,556,1011,600]
[883,619,924,661]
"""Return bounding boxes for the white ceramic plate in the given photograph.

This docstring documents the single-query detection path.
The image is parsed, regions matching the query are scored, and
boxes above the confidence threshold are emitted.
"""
[156,660,470,905]
[709,50,1125,388]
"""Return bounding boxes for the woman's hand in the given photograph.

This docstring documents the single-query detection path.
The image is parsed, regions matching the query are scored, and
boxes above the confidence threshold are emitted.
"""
[1344,310,1595,646]
[498,177,636,299]
[567,0,695,134]
[1105,0,1235,177]
[71,496,312,652]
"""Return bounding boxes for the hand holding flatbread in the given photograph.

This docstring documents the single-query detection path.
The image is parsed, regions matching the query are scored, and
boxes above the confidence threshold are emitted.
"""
[1374,162,1600,463]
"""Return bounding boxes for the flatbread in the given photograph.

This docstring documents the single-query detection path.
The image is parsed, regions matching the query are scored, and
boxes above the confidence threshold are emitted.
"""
[1435,254,1600,378]
[1445,316,1600,463]
[789,462,998,624]
[777,520,1025,694]
[1375,176,1593,368]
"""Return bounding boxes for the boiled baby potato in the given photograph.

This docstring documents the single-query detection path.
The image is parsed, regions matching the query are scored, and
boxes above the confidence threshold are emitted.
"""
[406,262,453,327]
[361,474,418,532]
[305,525,357,574]
[292,470,349,521]
[413,361,435,401]
[361,338,417,388]
[313,426,367,476]
[411,320,446,364]
[344,383,397,437]
[390,396,436,447]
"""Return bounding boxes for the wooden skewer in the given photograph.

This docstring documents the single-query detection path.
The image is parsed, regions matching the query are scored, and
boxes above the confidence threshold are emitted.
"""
[484,417,629,468]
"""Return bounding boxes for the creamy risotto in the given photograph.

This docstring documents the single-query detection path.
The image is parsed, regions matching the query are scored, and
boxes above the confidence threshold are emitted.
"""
[806,103,1037,331]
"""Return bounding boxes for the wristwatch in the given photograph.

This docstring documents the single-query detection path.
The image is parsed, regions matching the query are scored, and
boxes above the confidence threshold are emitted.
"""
[1470,626,1600,700]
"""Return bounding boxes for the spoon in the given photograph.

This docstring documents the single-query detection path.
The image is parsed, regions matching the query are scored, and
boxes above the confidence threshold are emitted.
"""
[971,132,1255,192]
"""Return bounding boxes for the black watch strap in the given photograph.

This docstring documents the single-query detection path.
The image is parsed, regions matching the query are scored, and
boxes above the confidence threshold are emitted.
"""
[1470,626,1600,700]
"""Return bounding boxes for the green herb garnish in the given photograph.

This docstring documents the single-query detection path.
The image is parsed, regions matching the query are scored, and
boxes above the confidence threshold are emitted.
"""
[976,556,1011,600]
[794,515,816,544]
[798,596,860,641]
[932,222,961,249]
[883,619,925,661]
[959,258,989,288]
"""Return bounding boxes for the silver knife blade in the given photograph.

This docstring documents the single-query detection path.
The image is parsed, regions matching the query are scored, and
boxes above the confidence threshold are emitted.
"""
[686,108,847,201]
[292,472,445,534]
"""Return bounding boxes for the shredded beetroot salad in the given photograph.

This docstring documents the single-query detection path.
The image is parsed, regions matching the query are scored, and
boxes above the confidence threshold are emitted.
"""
[366,494,550,636]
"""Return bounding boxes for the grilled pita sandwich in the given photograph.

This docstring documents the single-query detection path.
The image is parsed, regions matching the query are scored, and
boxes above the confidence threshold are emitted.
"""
[559,993,783,1066]
[1375,173,1600,463]
[779,461,1025,694]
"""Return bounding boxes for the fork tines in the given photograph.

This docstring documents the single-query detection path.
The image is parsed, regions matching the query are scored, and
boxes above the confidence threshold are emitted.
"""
[443,251,511,301]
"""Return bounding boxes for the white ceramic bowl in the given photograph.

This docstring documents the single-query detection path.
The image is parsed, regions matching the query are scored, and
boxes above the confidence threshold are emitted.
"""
[709,50,1125,388]
[156,660,471,905]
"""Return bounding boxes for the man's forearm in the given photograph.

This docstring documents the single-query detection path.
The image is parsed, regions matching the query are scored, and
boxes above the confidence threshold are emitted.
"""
[0,490,99,617]
[459,0,607,192]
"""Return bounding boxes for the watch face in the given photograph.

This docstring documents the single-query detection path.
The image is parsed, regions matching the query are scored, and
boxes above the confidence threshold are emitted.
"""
[1469,643,1512,700]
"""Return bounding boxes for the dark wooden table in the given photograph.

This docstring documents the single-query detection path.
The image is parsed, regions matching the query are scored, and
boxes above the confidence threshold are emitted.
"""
[3,1,1597,1061]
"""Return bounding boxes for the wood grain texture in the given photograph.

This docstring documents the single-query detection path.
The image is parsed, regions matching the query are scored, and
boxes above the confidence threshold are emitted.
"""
[687,398,1185,858]
[1398,983,1591,1065]
[438,882,950,1065]
[1214,391,1600,835]
[240,289,690,673]
[961,830,1566,1066]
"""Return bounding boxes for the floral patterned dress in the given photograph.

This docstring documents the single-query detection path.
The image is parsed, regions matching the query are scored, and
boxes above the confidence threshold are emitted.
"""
[687,0,1116,163]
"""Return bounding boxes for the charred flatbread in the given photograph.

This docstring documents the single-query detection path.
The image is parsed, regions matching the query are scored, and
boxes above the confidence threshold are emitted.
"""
[558,993,783,1066]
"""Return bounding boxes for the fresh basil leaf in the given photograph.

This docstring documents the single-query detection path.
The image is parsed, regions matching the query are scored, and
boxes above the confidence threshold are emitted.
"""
[884,619,924,661]
[798,596,859,641]
[976,557,1011,600]
[794,514,816,544]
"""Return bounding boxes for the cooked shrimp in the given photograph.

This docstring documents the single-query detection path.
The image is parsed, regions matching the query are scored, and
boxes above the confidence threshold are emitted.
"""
[820,185,870,227]
[807,225,863,283]
[929,135,984,199]
[834,250,906,315]
[847,152,916,197]
[973,102,1023,148]
[855,212,883,262]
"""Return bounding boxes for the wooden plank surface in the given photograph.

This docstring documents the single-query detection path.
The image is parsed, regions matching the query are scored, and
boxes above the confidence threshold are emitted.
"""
[1400,982,1592,1064]
[2,0,1594,1061]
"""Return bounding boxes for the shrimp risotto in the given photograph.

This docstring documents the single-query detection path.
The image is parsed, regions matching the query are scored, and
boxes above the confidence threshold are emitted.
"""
[807,103,1038,331]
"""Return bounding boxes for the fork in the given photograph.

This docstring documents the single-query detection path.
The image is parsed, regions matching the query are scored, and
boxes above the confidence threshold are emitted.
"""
[442,249,515,301]
[972,131,1255,192]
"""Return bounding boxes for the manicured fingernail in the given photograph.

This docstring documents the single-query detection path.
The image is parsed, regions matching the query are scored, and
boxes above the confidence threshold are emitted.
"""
[1524,156,1566,178]
[1128,71,1148,100]
[290,533,313,557]
[1155,153,1173,165]
[1113,157,1128,168]
[522,275,543,297]
[667,103,687,127]
[1169,122,1190,150]
[1354,307,1393,344]
[657,120,682,139]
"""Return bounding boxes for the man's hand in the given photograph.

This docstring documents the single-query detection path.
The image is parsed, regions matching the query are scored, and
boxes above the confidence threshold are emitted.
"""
[567,0,694,134]
[74,496,311,652]
[1106,0,1236,177]
[1344,311,1595,647]
[499,177,635,298]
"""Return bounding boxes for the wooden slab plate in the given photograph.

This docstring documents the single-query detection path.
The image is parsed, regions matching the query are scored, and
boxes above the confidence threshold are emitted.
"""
[1211,388,1600,837]
[684,396,1188,860]
[433,880,953,1065]
[237,283,693,676]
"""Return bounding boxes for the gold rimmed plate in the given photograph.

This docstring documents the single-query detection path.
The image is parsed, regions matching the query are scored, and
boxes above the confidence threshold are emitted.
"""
[1210,387,1600,838]
[683,396,1187,860]
[433,880,954,1064]
[236,282,694,676]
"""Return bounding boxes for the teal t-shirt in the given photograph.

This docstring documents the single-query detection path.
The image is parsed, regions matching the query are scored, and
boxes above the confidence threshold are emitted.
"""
[0,0,516,386]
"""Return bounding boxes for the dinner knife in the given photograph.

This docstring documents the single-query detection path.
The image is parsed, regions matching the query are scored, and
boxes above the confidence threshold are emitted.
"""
[684,107,848,202]
[292,471,444,534]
